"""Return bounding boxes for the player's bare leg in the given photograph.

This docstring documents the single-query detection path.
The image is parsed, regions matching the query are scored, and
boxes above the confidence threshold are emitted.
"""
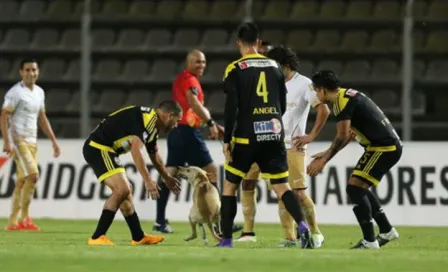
[235,179,257,242]
[88,172,132,246]
[5,178,25,231]
[347,177,380,249]
[271,182,314,249]
[18,174,40,231]
[295,189,324,247]
[119,188,164,245]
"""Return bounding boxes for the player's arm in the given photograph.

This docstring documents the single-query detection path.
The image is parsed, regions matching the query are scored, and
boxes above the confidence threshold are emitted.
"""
[186,88,212,123]
[1,91,18,155]
[223,64,238,144]
[322,120,352,162]
[145,138,181,194]
[38,110,61,157]
[309,102,330,140]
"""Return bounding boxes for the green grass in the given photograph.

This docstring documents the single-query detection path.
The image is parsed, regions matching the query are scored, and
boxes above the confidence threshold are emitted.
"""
[0,219,447,271]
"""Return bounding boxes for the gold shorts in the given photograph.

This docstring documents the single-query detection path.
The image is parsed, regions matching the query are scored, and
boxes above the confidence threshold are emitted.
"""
[12,139,39,180]
[245,149,307,190]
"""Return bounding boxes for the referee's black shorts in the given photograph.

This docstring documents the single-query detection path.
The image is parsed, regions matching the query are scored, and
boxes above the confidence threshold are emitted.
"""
[225,139,288,185]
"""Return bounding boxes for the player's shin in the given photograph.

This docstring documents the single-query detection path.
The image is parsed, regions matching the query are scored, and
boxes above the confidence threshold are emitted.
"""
[20,177,37,221]
[8,179,25,226]
[278,200,295,241]
[121,198,144,241]
[241,187,256,234]
[365,190,392,233]
[346,185,375,242]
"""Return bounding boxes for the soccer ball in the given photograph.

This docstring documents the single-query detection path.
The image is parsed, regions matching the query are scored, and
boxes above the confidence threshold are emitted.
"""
[185,108,203,128]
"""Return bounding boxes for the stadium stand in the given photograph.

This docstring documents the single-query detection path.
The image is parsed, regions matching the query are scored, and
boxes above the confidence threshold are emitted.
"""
[0,0,447,140]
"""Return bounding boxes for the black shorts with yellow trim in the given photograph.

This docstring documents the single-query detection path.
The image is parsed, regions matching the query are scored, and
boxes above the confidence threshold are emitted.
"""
[82,139,125,182]
[352,144,402,186]
[225,137,289,185]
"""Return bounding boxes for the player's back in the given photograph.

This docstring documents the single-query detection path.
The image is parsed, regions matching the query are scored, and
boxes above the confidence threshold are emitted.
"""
[224,53,287,143]
[90,105,157,153]
[334,88,401,147]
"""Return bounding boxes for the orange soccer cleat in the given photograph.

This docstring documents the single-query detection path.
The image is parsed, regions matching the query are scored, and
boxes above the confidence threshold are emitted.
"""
[4,224,21,231]
[87,235,115,246]
[131,233,165,246]
[18,217,40,231]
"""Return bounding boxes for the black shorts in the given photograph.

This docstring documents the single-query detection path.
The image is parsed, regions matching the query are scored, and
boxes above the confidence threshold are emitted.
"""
[225,141,288,185]
[352,144,402,186]
[82,139,125,182]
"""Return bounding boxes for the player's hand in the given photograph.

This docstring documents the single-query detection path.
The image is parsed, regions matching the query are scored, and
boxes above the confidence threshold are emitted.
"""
[307,157,326,177]
[208,124,219,140]
[349,130,357,141]
[145,179,161,200]
[52,142,61,158]
[292,134,314,149]
[3,141,13,156]
[164,175,181,195]
[223,143,232,162]
[216,124,225,140]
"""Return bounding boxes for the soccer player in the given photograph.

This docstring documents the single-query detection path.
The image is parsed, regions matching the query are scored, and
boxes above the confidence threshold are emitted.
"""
[84,101,182,246]
[307,70,401,249]
[1,59,61,231]
[236,47,330,248]
[153,49,242,235]
[218,22,314,248]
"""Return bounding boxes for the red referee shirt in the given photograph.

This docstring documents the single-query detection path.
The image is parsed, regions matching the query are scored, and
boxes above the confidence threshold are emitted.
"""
[172,70,204,126]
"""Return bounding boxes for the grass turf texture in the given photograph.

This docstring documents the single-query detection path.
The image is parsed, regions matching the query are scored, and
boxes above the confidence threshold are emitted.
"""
[0,219,447,272]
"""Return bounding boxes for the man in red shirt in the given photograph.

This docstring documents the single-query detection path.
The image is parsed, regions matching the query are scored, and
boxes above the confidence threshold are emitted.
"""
[154,50,242,233]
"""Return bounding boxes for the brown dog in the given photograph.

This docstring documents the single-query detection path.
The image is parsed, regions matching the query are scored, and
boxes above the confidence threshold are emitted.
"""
[177,166,221,246]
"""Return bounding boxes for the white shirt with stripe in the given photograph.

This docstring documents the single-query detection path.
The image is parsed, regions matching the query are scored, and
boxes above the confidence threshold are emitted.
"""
[2,81,45,143]
[283,72,321,150]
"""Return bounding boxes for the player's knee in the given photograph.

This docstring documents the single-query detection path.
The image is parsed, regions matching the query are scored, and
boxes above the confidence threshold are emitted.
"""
[115,186,131,202]
[15,179,26,190]
[346,184,367,205]
[242,180,256,191]
[223,180,238,196]
[27,174,38,184]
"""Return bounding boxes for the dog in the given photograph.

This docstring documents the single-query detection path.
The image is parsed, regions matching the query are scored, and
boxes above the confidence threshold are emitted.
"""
[177,166,221,246]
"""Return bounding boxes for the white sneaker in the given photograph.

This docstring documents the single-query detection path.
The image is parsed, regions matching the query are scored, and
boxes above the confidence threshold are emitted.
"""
[312,233,325,248]
[234,233,257,242]
[351,239,380,249]
[377,227,399,247]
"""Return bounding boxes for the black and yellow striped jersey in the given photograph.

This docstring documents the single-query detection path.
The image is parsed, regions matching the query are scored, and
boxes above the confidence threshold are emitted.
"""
[223,53,287,144]
[333,88,401,147]
[89,105,159,155]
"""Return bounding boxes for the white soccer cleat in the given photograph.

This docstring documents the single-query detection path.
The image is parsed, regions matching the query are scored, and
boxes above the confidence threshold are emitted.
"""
[351,239,380,249]
[234,233,257,242]
[377,227,399,247]
[312,233,325,248]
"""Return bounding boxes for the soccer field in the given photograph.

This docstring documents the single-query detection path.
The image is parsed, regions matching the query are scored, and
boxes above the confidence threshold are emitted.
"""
[0,219,447,271]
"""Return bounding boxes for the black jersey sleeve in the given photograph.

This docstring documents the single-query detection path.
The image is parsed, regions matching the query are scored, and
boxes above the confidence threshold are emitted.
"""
[223,63,238,143]
[334,91,358,122]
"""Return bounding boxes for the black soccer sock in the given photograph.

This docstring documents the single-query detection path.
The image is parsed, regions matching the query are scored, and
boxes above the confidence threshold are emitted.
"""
[124,212,145,241]
[346,185,375,242]
[156,182,170,225]
[92,209,116,239]
[220,196,237,239]
[365,189,392,233]
[281,190,305,225]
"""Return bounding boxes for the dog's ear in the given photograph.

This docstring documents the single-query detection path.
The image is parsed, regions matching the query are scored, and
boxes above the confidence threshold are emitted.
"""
[197,171,209,182]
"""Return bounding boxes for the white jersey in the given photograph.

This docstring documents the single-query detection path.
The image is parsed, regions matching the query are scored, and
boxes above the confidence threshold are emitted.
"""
[283,72,321,149]
[2,81,45,143]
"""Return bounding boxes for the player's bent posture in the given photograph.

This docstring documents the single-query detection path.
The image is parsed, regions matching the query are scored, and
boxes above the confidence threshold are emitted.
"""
[83,101,182,246]
[218,23,313,248]
[1,59,61,231]
[307,71,401,249]
[236,47,330,248]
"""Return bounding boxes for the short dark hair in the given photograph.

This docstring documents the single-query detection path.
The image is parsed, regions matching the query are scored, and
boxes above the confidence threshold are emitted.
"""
[312,70,340,90]
[20,59,38,70]
[158,100,182,115]
[261,40,272,47]
[267,46,300,72]
[237,22,259,44]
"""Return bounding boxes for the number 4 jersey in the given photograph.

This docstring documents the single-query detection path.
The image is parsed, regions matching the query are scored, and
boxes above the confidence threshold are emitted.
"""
[223,53,287,144]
